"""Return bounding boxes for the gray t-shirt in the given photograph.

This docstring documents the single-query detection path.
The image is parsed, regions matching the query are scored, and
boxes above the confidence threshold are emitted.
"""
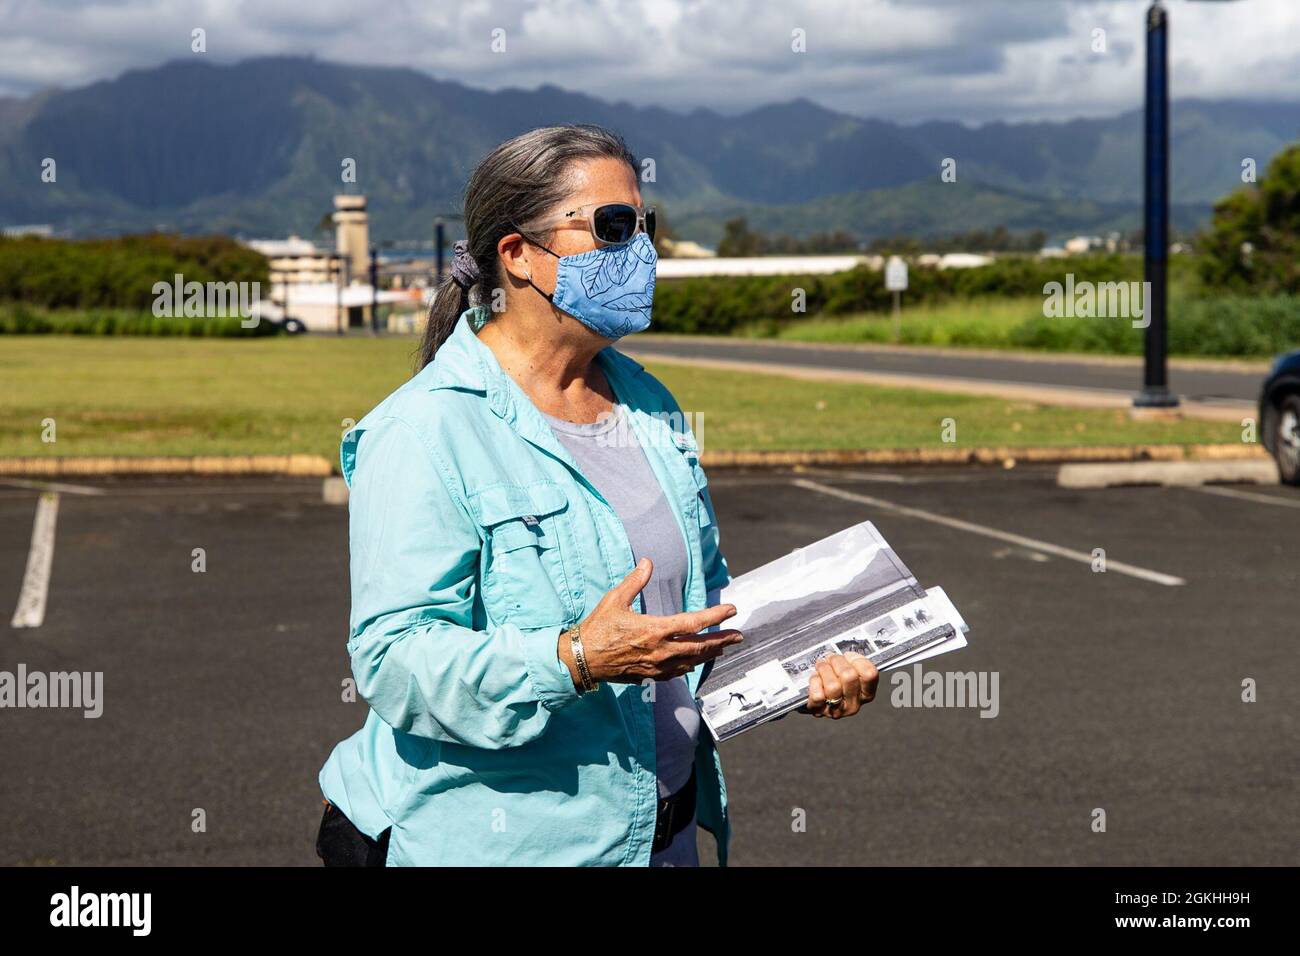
[541,403,700,867]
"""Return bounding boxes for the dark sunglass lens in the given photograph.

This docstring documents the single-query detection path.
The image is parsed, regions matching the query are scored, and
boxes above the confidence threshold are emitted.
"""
[645,208,656,242]
[594,204,638,243]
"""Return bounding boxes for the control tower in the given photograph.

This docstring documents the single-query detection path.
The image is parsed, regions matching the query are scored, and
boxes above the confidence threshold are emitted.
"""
[332,194,369,285]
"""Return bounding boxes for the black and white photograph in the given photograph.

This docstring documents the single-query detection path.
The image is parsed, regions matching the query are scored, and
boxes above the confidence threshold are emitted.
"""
[863,613,902,650]
[749,659,801,707]
[860,588,969,670]
[779,640,847,685]
[699,678,766,738]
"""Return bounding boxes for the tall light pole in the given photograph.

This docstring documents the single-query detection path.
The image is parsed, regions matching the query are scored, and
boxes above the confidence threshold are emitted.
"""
[433,213,464,286]
[1134,0,1176,408]
[369,244,379,336]
[1134,0,1244,409]
[434,217,446,284]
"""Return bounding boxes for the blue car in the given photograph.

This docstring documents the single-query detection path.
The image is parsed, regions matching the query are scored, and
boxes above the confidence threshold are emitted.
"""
[1259,349,1300,485]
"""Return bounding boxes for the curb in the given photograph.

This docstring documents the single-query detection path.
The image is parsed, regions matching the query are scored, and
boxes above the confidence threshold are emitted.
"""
[322,476,349,505]
[1058,459,1280,489]
[0,446,1267,478]
[0,454,334,477]
[699,443,1268,468]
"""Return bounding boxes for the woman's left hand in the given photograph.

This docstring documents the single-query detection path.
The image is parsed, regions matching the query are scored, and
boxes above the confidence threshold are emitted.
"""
[802,652,879,719]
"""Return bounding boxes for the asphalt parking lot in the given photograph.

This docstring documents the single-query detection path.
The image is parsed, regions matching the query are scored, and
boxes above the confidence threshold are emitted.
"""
[2,466,1297,866]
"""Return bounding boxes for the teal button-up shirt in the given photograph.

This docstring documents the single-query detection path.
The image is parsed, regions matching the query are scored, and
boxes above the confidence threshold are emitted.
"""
[318,308,732,866]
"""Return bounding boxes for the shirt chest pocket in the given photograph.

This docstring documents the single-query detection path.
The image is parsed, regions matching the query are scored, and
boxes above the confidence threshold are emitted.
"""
[472,480,576,629]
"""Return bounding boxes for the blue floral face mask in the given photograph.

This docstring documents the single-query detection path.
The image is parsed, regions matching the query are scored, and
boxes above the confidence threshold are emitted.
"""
[527,233,657,339]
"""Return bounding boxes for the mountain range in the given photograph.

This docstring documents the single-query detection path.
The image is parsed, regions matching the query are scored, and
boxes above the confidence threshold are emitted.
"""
[2,56,1297,245]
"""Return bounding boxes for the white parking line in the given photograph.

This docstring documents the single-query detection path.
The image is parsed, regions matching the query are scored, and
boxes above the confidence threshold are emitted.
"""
[798,467,1047,485]
[11,492,60,628]
[793,478,1186,587]
[1186,485,1300,510]
[798,470,909,484]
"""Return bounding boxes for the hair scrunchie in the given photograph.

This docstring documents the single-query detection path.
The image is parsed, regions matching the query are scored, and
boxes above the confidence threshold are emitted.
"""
[450,240,480,290]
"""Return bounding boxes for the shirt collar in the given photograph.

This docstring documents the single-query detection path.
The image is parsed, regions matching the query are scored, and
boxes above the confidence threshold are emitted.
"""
[424,308,494,393]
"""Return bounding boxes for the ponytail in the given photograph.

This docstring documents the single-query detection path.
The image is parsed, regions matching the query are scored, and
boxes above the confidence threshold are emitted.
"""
[416,273,471,371]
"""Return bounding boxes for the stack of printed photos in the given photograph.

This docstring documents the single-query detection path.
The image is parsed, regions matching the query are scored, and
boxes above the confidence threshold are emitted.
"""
[696,521,969,742]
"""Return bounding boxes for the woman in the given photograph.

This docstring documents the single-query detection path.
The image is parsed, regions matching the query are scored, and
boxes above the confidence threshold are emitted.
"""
[316,124,880,866]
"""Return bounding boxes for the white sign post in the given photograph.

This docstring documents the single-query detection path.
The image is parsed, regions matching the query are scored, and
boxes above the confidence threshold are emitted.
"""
[885,256,908,342]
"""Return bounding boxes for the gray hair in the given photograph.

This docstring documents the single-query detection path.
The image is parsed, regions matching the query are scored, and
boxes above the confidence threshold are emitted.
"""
[417,124,637,370]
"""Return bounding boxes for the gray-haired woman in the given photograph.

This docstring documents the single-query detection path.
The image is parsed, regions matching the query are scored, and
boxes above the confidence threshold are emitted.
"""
[316,124,879,866]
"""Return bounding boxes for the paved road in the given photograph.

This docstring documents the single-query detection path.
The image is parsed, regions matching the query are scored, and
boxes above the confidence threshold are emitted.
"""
[1,469,1296,866]
[625,336,1266,405]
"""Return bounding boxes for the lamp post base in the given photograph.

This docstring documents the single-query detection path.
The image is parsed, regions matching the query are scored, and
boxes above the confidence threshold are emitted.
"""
[1133,386,1180,408]
[1132,386,1182,420]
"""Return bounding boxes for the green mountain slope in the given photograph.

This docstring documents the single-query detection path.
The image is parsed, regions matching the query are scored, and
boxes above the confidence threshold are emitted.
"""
[0,57,1293,241]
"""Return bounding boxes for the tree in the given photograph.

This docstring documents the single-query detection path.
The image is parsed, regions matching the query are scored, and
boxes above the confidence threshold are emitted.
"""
[716,218,766,257]
[1199,144,1300,294]
[651,206,677,258]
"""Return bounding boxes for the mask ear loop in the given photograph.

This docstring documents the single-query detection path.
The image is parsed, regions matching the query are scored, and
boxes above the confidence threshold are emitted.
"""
[511,221,560,304]
[526,275,555,304]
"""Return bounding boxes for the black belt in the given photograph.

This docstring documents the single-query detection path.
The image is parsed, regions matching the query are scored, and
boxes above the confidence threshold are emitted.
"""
[651,766,696,854]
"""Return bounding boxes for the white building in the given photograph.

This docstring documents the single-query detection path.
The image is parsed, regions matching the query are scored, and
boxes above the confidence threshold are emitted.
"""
[257,282,425,334]
[656,255,876,278]
[244,235,319,258]
[2,224,54,238]
[934,252,994,270]
[1064,235,1104,255]
[655,252,995,279]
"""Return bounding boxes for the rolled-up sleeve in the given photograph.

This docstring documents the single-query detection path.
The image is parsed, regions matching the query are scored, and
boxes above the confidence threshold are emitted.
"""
[344,414,579,749]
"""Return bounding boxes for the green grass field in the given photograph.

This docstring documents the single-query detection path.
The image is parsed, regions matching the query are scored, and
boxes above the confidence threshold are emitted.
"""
[0,335,1242,461]
[743,293,1300,360]
[758,297,1038,348]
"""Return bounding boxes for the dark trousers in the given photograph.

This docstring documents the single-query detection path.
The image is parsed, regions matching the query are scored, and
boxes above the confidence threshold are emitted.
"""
[315,801,391,867]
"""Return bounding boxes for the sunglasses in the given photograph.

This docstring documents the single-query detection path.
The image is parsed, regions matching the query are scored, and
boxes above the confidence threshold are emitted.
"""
[529,202,656,246]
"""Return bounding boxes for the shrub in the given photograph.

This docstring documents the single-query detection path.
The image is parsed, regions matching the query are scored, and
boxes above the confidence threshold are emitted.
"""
[0,304,282,337]
[652,254,1144,335]
[0,233,270,311]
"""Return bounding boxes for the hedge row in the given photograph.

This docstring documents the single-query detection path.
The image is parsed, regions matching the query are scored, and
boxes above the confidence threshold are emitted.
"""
[652,254,1144,335]
[0,234,270,310]
[0,304,282,337]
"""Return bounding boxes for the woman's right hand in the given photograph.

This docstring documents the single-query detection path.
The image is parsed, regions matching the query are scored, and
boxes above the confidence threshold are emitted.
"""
[558,557,742,687]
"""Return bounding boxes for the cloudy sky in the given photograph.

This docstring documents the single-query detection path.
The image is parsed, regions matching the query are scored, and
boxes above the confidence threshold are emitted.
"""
[1,0,1297,122]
